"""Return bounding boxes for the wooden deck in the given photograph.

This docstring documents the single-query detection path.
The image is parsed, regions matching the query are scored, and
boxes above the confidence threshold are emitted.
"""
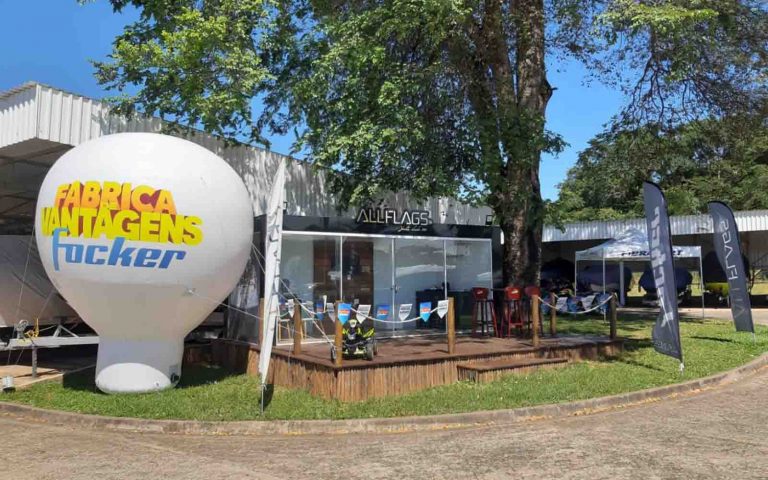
[212,334,624,402]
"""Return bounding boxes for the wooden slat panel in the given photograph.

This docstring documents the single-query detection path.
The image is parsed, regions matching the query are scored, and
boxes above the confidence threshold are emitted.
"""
[211,336,624,402]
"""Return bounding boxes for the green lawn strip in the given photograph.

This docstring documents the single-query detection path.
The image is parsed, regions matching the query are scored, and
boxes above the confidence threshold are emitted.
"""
[3,317,766,421]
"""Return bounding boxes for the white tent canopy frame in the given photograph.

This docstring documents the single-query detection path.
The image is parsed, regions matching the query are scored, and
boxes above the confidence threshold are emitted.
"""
[574,229,704,316]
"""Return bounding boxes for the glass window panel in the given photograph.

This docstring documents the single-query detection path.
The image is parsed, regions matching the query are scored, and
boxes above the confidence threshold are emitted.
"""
[341,237,394,336]
[394,238,446,333]
[445,240,492,330]
[279,234,340,343]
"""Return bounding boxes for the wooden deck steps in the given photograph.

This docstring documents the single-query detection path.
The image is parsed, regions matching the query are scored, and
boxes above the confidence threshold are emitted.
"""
[457,357,568,383]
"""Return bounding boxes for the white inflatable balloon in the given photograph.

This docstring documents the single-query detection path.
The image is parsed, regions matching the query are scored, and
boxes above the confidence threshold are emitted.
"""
[35,133,253,394]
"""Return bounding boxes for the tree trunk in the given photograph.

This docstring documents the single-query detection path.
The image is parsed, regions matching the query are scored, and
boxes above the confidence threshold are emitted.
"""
[498,0,551,286]
[498,165,543,286]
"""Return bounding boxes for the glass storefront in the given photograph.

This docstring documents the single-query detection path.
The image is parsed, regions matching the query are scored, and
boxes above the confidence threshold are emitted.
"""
[279,234,339,342]
[277,232,493,344]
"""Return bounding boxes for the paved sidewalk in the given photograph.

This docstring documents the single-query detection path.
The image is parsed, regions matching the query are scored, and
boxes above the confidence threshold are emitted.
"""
[1,367,766,479]
[621,306,768,325]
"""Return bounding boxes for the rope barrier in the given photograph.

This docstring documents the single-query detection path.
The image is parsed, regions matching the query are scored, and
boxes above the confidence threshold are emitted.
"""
[537,294,613,315]
[248,242,447,326]
[349,305,441,324]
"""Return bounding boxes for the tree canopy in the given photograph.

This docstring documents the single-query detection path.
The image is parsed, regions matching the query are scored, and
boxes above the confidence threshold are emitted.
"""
[92,0,768,283]
[548,114,768,223]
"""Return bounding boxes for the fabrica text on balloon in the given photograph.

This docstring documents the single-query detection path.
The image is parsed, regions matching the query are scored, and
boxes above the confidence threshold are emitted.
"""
[38,180,203,271]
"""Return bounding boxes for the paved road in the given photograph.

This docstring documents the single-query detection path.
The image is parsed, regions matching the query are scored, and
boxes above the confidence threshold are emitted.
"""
[1,368,767,480]
[679,307,768,325]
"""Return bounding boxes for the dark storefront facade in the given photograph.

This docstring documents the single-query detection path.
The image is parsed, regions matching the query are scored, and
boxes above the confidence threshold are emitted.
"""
[229,208,502,345]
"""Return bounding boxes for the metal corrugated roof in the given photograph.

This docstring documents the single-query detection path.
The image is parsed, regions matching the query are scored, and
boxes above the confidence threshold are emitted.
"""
[544,210,768,242]
[0,82,493,224]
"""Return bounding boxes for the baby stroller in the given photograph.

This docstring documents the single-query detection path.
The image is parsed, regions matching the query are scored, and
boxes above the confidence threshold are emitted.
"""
[331,317,377,362]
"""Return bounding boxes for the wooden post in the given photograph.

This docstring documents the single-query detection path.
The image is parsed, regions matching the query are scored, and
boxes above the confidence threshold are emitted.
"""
[610,293,618,340]
[549,292,557,337]
[292,301,302,355]
[258,297,265,345]
[531,294,540,347]
[447,297,456,354]
[334,301,343,367]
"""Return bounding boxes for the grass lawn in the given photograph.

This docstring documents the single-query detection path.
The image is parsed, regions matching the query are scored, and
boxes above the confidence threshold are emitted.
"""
[3,317,767,421]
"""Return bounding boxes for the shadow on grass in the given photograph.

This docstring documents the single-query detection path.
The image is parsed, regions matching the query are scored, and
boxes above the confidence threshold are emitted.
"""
[690,336,735,344]
[261,384,274,410]
[61,365,238,393]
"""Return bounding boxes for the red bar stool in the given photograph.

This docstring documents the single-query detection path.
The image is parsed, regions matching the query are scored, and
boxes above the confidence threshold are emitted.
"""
[470,287,499,337]
[523,286,543,334]
[501,286,525,337]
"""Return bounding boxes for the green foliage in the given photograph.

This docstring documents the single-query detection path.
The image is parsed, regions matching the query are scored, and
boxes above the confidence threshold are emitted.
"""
[548,115,768,222]
[93,0,275,143]
[89,0,766,281]
[92,1,766,205]
[5,319,767,420]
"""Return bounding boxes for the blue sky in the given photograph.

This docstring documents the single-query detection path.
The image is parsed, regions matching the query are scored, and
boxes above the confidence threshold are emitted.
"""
[0,0,624,200]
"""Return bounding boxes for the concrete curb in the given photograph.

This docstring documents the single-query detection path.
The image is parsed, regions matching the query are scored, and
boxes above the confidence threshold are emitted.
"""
[1,352,767,436]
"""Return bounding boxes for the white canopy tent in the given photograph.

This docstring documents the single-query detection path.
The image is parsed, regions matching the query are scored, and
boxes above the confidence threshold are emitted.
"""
[574,228,704,315]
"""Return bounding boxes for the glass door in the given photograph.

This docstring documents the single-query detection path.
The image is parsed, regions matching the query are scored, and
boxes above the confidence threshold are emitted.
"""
[280,233,340,343]
[445,239,493,330]
[341,237,394,336]
[394,238,446,335]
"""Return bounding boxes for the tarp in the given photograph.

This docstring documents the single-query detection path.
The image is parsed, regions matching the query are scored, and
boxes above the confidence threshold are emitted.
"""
[0,235,76,327]
[639,267,693,293]
[575,228,701,261]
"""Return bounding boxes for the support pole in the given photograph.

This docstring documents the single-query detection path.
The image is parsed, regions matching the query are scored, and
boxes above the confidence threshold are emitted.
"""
[610,293,618,340]
[619,260,625,306]
[574,259,578,293]
[334,301,343,367]
[258,297,265,346]
[31,346,38,379]
[699,254,705,319]
[531,294,540,347]
[602,254,606,294]
[549,292,557,337]
[447,297,456,354]
[292,301,302,356]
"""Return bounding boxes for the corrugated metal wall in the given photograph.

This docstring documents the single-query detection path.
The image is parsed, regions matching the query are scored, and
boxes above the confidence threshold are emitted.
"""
[0,83,38,149]
[544,210,768,242]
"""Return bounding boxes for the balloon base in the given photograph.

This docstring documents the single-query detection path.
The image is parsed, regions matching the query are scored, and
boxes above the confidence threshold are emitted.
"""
[95,338,183,394]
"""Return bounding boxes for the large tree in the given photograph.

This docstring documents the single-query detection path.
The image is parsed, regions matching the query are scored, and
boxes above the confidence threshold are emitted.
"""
[93,0,767,285]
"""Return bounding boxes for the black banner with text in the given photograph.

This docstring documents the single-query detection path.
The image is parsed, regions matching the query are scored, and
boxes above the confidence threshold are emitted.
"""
[708,201,754,333]
[643,182,683,362]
